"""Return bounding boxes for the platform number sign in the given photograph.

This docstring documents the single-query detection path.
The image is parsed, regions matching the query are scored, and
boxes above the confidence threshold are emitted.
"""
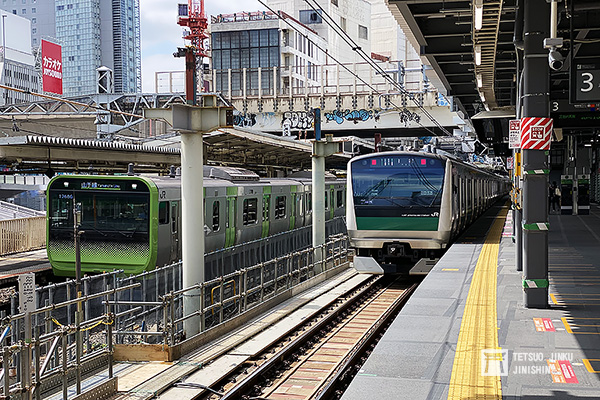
[574,63,600,102]
[18,273,36,313]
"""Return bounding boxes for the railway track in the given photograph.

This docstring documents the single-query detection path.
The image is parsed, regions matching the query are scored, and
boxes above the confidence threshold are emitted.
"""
[194,276,417,400]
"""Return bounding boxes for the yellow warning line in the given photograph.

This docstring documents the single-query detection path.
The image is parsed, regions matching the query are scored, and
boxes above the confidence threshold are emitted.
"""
[561,317,574,333]
[447,206,507,400]
[583,359,600,373]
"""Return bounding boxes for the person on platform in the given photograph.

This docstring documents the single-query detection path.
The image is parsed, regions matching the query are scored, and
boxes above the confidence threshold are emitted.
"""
[550,181,561,213]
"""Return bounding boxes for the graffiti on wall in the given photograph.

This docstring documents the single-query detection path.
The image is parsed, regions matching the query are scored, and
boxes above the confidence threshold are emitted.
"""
[324,109,381,124]
[281,111,314,131]
[233,113,257,127]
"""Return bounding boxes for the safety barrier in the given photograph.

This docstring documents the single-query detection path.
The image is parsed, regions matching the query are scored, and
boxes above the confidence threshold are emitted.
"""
[2,217,348,398]
[0,216,46,256]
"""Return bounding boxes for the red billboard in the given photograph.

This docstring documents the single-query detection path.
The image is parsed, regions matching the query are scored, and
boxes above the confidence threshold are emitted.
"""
[41,39,62,95]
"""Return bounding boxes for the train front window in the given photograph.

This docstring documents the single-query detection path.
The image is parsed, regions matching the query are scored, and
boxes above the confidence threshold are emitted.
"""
[351,155,445,213]
[49,190,150,239]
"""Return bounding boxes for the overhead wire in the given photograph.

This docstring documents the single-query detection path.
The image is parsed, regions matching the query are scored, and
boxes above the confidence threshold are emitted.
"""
[255,0,450,138]
[302,0,454,137]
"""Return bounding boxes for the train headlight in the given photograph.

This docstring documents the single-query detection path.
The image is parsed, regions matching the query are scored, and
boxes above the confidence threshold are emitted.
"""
[131,183,137,190]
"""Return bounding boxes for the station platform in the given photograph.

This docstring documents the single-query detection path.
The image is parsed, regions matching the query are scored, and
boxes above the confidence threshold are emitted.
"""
[342,200,600,399]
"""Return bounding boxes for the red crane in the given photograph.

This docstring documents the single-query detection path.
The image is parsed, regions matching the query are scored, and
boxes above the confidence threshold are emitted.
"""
[177,0,209,104]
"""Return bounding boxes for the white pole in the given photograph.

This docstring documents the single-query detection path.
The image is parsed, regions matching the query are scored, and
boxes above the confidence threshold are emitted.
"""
[312,154,325,273]
[181,132,204,337]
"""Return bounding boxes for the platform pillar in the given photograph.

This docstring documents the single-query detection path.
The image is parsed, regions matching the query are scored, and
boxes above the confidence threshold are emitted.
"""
[311,120,342,274]
[521,0,550,308]
[144,102,231,336]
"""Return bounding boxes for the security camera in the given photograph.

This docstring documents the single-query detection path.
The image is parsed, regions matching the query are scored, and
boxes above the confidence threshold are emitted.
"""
[548,49,564,71]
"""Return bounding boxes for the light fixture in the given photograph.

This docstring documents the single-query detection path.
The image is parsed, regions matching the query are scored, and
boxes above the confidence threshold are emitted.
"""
[474,45,482,66]
[476,73,483,88]
[474,0,483,30]
[585,143,592,147]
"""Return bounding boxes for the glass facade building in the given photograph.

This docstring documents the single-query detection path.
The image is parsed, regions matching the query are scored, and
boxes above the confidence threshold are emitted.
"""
[0,0,141,95]
[211,29,280,95]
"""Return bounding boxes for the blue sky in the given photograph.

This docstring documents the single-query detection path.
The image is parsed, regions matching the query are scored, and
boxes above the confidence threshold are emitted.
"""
[140,0,262,92]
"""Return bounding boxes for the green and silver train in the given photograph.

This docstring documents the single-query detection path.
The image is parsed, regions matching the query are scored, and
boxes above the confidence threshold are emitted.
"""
[47,167,345,277]
[347,151,510,274]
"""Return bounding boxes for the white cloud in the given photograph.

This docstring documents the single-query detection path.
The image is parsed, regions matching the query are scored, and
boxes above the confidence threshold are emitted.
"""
[140,0,262,92]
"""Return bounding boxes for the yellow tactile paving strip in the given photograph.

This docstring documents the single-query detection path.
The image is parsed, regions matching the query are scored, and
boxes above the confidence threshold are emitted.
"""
[447,206,507,400]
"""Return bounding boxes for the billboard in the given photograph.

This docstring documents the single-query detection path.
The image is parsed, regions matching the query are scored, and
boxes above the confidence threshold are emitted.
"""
[41,39,62,95]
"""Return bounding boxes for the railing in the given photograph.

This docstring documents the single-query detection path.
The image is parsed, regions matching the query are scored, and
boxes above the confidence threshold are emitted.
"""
[1,233,349,399]
[0,200,45,217]
[0,216,46,255]
[0,175,49,187]
[212,61,430,100]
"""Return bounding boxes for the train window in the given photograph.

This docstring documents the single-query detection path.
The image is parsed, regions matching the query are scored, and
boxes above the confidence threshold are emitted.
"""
[212,201,220,231]
[324,191,328,209]
[159,201,169,224]
[307,193,312,213]
[275,196,286,219]
[336,190,343,208]
[243,198,258,225]
[299,194,304,216]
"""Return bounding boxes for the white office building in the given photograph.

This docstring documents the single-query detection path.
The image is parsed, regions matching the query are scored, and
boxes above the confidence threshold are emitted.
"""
[0,11,38,106]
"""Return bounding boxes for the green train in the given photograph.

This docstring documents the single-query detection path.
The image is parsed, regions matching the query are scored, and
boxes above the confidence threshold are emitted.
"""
[47,167,345,277]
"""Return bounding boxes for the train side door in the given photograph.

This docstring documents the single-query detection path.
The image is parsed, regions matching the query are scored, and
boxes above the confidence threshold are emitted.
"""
[329,188,335,220]
[170,201,180,261]
[289,193,296,230]
[226,196,237,247]
[262,194,270,238]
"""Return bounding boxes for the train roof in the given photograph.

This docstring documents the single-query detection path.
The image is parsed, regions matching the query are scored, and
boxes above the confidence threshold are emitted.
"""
[348,150,507,179]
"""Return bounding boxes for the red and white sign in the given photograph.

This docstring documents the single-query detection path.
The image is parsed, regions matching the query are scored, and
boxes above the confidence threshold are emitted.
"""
[509,119,521,149]
[548,360,579,383]
[534,318,555,332]
[520,117,553,150]
[41,39,62,95]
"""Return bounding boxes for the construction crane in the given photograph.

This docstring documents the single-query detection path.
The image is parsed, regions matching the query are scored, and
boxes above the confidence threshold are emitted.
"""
[176,0,209,105]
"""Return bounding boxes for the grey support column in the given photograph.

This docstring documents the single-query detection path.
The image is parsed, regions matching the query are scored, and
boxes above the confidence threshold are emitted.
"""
[144,102,231,336]
[522,0,550,308]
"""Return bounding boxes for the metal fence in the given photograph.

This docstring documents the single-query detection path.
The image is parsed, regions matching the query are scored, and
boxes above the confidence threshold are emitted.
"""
[1,217,348,398]
[0,217,46,256]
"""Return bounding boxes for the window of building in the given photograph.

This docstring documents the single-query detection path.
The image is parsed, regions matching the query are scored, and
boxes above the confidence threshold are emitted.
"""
[21,8,25,14]
[331,0,338,5]
[11,9,16,14]
[31,17,36,23]
[359,25,368,40]
[299,9,322,24]
[275,196,286,219]
[340,17,347,32]
[32,28,36,34]
[31,6,34,12]
[243,198,258,225]
[56,5,63,11]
